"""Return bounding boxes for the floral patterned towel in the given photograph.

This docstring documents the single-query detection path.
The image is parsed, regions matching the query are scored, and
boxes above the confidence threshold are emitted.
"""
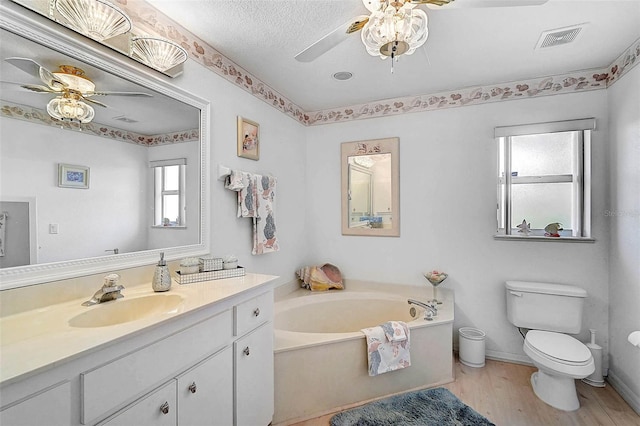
[225,171,279,255]
[361,321,411,376]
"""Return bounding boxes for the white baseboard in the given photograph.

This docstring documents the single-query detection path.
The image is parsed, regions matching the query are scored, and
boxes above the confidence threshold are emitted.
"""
[453,347,533,366]
[607,370,640,415]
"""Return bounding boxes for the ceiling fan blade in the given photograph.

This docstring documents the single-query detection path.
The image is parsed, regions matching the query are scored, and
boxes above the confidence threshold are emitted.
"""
[5,57,67,89]
[21,84,60,94]
[84,91,153,97]
[417,0,548,8]
[295,15,370,63]
[82,97,109,108]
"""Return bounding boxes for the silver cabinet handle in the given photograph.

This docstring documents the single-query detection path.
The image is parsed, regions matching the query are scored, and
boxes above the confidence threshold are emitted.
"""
[189,382,197,394]
[160,401,170,415]
[253,308,260,317]
[243,346,250,356]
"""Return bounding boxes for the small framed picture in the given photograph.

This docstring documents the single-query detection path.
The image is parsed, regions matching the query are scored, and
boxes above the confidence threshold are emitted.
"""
[237,116,260,160]
[58,163,90,189]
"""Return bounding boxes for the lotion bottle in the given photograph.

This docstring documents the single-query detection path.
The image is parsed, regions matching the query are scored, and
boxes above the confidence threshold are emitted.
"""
[152,252,171,292]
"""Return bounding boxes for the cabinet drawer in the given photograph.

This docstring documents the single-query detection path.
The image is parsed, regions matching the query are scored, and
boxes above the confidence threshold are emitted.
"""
[177,346,233,426]
[0,381,70,426]
[82,309,232,424]
[234,290,273,337]
[98,380,176,426]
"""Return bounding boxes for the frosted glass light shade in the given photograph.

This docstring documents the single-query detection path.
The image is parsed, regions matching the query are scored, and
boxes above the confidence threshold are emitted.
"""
[131,37,188,72]
[47,97,95,123]
[55,0,132,42]
[361,4,428,59]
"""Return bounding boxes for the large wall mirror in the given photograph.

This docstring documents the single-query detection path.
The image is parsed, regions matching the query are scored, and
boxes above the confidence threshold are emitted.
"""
[0,3,210,289]
[341,137,399,237]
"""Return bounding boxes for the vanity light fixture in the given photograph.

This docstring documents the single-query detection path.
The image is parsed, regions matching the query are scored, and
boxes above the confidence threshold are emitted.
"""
[131,36,188,72]
[54,0,132,42]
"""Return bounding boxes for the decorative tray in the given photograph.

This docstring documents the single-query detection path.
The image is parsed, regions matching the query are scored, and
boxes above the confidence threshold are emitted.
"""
[173,266,245,284]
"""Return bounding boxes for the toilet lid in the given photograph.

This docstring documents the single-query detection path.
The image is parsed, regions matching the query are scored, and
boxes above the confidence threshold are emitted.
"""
[526,330,592,364]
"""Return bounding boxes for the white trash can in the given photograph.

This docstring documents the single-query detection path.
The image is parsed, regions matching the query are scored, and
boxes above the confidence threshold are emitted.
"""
[459,327,486,368]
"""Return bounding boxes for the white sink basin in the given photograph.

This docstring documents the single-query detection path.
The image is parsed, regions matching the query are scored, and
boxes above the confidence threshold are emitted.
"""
[69,294,184,328]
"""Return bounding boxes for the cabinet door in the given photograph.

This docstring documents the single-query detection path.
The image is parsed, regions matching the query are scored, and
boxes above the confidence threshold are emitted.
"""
[99,380,176,426]
[0,382,70,426]
[177,346,233,426]
[234,321,274,426]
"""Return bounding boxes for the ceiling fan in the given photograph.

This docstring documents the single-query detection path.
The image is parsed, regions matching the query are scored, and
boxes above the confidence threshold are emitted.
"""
[295,0,549,64]
[4,57,151,123]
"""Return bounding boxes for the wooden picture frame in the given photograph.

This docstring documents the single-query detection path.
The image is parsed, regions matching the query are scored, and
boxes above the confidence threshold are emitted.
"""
[58,163,90,189]
[237,116,260,160]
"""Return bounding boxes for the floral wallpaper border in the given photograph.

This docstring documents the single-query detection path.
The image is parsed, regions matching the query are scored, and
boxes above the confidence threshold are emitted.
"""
[61,2,640,126]
[1,101,199,146]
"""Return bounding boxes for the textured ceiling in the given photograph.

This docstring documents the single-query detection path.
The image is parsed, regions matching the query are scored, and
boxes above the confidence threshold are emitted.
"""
[146,0,640,111]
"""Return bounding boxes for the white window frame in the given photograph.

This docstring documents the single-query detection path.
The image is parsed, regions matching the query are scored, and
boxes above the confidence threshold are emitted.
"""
[495,118,595,241]
[151,158,186,228]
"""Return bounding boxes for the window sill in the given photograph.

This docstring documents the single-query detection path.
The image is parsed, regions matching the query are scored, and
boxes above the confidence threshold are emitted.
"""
[494,235,595,243]
[151,226,187,229]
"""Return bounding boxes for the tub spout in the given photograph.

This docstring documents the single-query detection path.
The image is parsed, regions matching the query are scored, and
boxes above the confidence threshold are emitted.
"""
[408,299,438,321]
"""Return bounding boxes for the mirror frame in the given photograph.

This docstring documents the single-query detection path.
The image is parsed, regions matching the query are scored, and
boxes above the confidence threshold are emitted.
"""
[0,2,211,290]
[341,137,399,237]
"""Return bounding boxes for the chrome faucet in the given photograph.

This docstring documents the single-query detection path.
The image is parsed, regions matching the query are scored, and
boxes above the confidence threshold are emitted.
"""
[408,299,438,321]
[82,273,125,306]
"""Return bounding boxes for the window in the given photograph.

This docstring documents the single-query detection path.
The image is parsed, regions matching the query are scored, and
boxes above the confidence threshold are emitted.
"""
[495,119,594,240]
[151,158,186,227]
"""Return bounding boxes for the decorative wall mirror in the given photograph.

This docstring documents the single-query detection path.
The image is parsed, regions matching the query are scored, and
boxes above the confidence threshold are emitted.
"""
[0,3,210,289]
[341,137,399,237]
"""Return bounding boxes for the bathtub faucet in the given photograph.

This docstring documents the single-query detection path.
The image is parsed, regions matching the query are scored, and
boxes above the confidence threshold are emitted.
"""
[408,299,438,321]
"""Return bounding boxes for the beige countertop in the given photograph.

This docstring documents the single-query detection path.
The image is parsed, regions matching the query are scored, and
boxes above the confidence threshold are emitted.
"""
[0,273,277,385]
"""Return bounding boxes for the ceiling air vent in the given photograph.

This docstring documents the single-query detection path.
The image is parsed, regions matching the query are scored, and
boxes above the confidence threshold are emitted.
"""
[535,24,587,50]
[113,116,139,123]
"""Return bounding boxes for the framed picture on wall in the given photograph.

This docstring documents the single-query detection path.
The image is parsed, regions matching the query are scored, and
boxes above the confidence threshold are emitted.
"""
[237,116,260,160]
[58,164,90,189]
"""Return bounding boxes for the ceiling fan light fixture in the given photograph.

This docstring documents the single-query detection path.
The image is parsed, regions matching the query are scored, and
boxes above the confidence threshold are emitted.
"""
[131,37,188,72]
[53,65,96,93]
[47,96,95,123]
[54,0,132,42]
[361,1,428,60]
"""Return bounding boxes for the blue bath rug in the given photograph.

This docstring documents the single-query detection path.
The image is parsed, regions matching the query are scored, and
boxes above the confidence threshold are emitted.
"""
[329,387,495,426]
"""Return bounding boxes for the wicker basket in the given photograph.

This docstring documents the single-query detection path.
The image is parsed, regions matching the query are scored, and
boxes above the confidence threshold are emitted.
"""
[174,266,245,284]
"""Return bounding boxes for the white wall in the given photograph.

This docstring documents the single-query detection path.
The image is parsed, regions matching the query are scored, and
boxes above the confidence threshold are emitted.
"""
[0,118,148,263]
[170,60,309,286]
[607,64,640,412]
[305,91,611,365]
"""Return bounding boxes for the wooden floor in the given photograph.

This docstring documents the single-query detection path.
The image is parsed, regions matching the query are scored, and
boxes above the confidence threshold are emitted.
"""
[289,357,639,426]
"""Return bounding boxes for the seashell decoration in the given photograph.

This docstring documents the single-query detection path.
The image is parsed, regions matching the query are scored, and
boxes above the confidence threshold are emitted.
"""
[297,263,344,291]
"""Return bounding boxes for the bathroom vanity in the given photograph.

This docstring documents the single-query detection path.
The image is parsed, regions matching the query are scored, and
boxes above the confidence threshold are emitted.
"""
[0,273,276,426]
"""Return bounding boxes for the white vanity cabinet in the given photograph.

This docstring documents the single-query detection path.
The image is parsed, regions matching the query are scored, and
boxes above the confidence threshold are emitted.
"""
[99,347,233,426]
[0,381,71,426]
[0,278,276,426]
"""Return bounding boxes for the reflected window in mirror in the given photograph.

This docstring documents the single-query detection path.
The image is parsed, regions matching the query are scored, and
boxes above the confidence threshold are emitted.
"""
[152,159,186,227]
[341,138,399,237]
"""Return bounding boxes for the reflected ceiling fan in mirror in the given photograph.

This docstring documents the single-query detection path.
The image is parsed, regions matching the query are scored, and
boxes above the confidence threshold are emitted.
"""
[295,0,549,71]
[4,57,151,124]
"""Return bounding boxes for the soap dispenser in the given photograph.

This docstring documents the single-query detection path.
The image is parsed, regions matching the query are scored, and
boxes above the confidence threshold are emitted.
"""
[152,252,171,292]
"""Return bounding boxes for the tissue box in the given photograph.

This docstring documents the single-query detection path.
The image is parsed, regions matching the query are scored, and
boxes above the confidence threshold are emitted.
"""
[200,256,223,272]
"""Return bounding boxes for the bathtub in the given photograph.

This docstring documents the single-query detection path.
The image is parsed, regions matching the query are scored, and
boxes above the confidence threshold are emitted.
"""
[273,281,454,425]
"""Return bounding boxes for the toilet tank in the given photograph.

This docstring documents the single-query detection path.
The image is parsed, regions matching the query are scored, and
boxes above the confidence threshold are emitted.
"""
[505,281,587,334]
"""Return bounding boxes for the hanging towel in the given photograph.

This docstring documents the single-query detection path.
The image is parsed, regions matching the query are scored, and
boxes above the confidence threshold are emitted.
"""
[252,174,279,255]
[224,169,246,192]
[361,321,411,376]
[381,321,408,343]
[223,171,279,255]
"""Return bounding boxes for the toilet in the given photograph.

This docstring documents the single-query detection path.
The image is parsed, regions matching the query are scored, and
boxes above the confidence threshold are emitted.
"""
[505,281,595,411]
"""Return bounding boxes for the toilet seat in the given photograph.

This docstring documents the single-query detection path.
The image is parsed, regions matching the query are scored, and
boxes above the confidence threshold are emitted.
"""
[524,330,594,378]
